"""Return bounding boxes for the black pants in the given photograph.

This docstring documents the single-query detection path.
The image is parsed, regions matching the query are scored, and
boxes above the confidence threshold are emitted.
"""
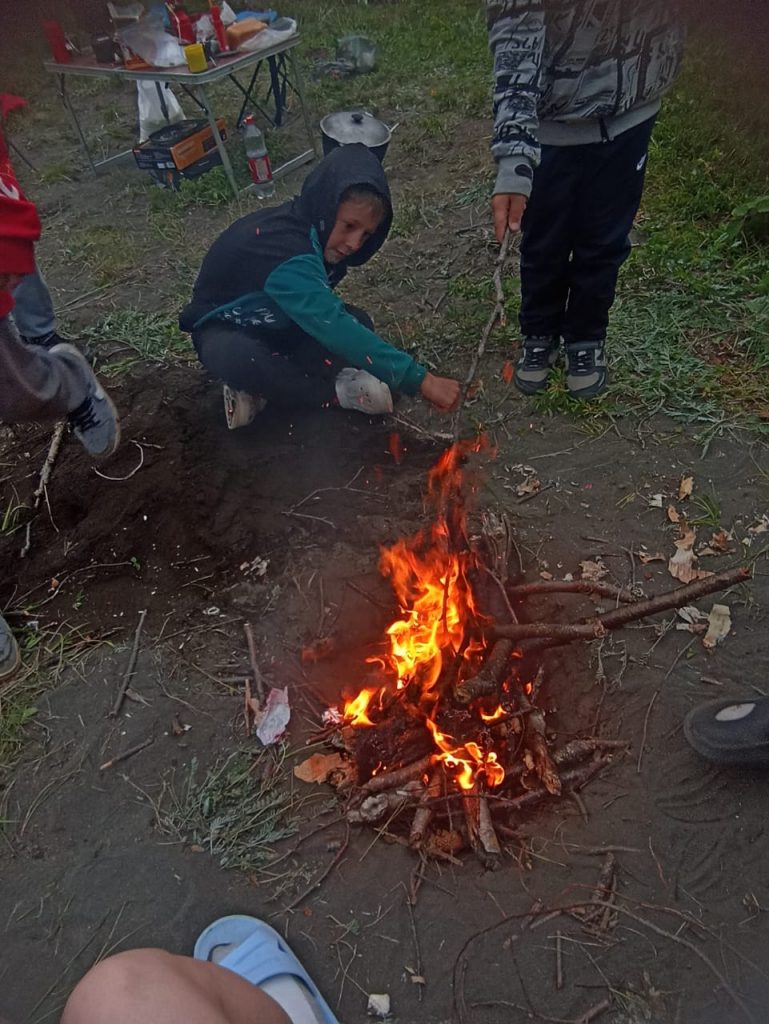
[192,304,374,409]
[519,116,656,343]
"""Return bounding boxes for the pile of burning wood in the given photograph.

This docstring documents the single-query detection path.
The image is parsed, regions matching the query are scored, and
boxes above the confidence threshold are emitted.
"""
[307,441,747,868]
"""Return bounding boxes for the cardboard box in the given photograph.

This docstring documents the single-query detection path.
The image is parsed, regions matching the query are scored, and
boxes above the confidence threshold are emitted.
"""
[133,118,228,177]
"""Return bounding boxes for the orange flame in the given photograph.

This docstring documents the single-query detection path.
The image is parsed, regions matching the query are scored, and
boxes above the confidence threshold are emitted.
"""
[480,705,505,723]
[343,439,506,789]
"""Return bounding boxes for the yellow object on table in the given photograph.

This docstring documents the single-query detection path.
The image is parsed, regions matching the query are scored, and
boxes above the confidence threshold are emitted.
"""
[184,43,207,73]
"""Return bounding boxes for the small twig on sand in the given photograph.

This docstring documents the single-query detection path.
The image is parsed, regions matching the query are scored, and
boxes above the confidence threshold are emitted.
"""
[451,228,512,444]
[277,825,350,915]
[110,609,147,717]
[99,735,153,771]
[20,419,66,558]
[637,689,659,774]
[243,622,266,705]
[555,930,564,990]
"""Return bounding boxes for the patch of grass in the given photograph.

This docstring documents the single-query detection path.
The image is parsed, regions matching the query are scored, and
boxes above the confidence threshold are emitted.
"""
[64,224,143,287]
[83,310,193,374]
[163,748,301,874]
[689,491,722,527]
[38,162,74,184]
[0,618,108,812]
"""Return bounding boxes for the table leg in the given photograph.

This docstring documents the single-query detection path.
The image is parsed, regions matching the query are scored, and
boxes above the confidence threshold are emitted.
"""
[193,83,240,200]
[286,49,320,158]
[57,73,98,176]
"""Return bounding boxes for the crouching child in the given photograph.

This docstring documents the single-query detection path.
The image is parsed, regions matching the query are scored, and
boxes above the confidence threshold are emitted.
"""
[180,144,460,428]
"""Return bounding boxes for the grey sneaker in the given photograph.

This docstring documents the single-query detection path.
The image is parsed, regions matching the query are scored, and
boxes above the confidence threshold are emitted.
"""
[335,368,393,415]
[565,340,608,398]
[513,336,559,394]
[0,614,20,685]
[223,385,267,430]
[50,343,121,457]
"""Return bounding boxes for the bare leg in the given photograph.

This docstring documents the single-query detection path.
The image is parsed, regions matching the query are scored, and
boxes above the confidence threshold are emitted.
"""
[61,949,292,1024]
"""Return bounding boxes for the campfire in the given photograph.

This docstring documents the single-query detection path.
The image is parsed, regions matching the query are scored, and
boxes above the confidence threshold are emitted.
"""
[308,441,747,868]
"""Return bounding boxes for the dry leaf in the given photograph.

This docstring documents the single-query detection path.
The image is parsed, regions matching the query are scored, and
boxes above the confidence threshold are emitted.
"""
[677,605,708,624]
[668,524,711,583]
[703,604,731,649]
[748,515,769,535]
[580,559,608,582]
[516,475,541,497]
[667,505,681,524]
[539,570,553,580]
[294,753,348,784]
[502,360,514,384]
[637,551,664,564]
[709,529,732,552]
[678,476,694,500]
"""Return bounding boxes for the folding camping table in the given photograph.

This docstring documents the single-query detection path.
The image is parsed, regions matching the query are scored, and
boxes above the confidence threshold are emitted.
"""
[44,33,319,198]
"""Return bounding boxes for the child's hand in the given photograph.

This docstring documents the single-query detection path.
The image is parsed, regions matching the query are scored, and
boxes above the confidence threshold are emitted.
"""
[420,373,461,412]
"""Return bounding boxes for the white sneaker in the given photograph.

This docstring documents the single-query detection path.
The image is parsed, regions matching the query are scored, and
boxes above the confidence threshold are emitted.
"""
[334,368,393,415]
[223,385,266,430]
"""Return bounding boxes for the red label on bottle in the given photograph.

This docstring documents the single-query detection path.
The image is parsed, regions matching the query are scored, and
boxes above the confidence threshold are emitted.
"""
[248,155,272,185]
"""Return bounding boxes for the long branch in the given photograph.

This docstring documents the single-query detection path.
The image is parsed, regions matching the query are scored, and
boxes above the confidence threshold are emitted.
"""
[506,580,638,604]
[494,567,749,643]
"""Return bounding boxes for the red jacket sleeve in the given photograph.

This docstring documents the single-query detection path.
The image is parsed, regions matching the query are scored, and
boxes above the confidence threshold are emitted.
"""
[0,93,41,317]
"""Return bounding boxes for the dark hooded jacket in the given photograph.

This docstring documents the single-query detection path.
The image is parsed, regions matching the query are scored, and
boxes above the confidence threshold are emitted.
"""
[180,144,426,396]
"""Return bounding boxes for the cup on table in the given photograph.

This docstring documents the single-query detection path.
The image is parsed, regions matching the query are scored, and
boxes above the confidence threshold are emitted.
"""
[184,43,208,73]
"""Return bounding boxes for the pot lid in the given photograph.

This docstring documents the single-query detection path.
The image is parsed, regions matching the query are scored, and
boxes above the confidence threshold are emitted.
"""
[320,110,390,147]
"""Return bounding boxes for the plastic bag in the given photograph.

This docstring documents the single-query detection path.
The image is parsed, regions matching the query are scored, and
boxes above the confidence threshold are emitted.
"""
[137,81,186,141]
[118,14,185,67]
[238,17,297,52]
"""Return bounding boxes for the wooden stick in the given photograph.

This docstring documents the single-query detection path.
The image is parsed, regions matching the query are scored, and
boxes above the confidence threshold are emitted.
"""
[555,930,564,990]
[409,766,442,848]
[518,670,561,796]
[359,754,432,796]
[99,735,153,771]
[462,785,501,869]
[451,228,512,444]
[110,609,147,717]
[243,622,266,705]
[506,580,638,604]
[453,637,515,705]
[495,567,750,644]
[501,759,610,811]
[20,419,66,558]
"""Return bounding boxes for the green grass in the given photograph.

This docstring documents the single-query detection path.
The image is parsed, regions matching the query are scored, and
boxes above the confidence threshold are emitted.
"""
[0,618,107,817]
[163,747,301,874]
[83,310,193,374]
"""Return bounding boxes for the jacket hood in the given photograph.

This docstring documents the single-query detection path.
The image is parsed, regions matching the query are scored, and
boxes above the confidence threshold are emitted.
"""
[293,143,393,268]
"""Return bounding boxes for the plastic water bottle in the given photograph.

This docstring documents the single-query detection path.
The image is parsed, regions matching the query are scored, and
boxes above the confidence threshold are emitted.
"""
[242,115,274,198]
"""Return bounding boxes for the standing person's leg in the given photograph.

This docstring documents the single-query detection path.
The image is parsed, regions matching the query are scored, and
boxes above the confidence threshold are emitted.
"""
[61,949,292,1024]
[563,116,657,397]
[0,315,120,456]
[10,265,59,346]
[514,146,580,394]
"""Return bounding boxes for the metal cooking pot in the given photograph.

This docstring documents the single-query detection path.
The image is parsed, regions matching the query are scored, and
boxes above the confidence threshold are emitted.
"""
[319,110,394,163]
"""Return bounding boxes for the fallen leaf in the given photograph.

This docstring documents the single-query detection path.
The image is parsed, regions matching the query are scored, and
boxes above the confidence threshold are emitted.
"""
[709,529,733,552]
[294,752,348,784]
[748,515,769,535]
[580,559,608,582]
[677,605,708,624]
[637,551,664,564]
[516,475,541,497]
[678,476,694,500]
[667,505,680,524]
[539,570,553,581]
[703,604,732,649]
[668,524,712,583]
[172,714,185,736]
[255,686,290,746]
[502,360,514,384]
[301,636,337,663]
[125,687,151,706]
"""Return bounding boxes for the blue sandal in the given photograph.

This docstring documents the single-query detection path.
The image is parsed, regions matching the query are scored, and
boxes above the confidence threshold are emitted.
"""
[193,914,338,1024]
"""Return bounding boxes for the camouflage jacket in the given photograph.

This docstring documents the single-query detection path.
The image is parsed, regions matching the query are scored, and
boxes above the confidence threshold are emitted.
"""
[487,0,685,195]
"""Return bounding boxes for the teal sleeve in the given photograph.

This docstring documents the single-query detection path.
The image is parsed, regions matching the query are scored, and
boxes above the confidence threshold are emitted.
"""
[264,253,427,396]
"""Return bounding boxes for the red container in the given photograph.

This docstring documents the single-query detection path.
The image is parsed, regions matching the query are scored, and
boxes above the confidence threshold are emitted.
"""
[43,20,71,64]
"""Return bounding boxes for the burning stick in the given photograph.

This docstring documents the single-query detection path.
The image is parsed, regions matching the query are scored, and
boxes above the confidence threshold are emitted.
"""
[453,638,515,705]
[507,737,629,785]
[462,784,501,870]
[517,668,561,796]
[359,754,433,796]
[409,767,442,848]
[500,758,610,812]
